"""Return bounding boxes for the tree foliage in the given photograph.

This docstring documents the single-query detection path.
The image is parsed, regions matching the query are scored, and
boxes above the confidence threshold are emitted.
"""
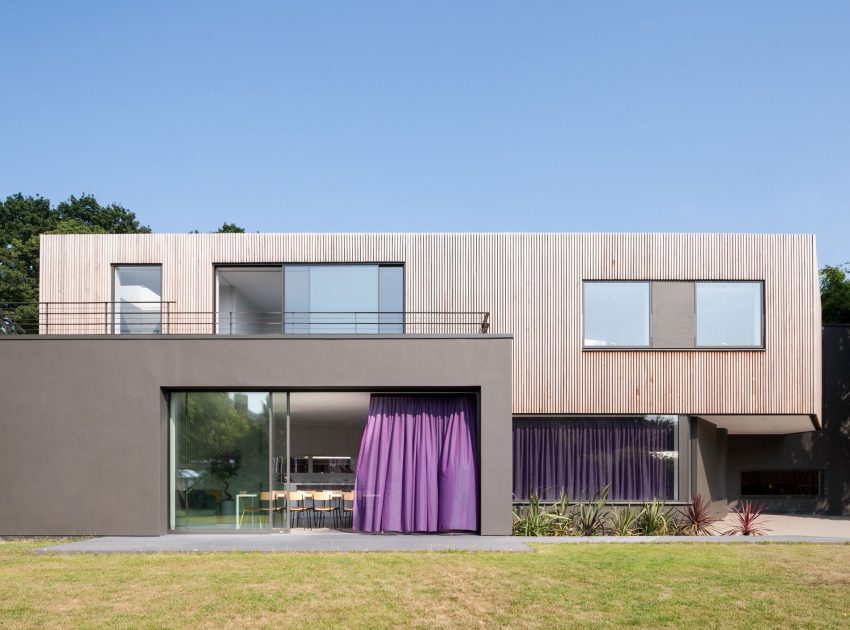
[217,223,245,233]
[820,263,850,324]
[0,193,150,324]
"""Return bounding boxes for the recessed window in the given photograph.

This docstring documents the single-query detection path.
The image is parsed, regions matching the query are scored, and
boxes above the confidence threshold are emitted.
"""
[113,265,162,334]
[696,282,763,347]
[513,416,680,501]
[583,282,650,347]
[741,470,820,496]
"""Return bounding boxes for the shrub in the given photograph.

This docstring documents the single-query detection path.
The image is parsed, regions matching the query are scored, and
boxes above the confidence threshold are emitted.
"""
[573,486,609,536]
[610,506,639,536]
[512,492,572,536]
[723,500,770,536]
[636,499,676,536]
[679,494,718,536]
[512,494,555,536]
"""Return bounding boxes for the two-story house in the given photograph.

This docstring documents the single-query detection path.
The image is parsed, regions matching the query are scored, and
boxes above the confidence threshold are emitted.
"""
[0,233,821,535]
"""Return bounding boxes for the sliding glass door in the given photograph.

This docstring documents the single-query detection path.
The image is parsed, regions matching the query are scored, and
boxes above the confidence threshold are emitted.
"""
[169,390,479,533]
[170,392,272,530]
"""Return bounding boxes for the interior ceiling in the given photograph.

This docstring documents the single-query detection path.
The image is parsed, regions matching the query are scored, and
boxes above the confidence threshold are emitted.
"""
[698,415,816,435]
[218,269,282,312]
[290,392,371,425]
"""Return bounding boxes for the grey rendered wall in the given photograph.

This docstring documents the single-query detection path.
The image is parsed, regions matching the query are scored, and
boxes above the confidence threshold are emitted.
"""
[725,326,850,513]
[691,417,728,514]
[0,335,513,536]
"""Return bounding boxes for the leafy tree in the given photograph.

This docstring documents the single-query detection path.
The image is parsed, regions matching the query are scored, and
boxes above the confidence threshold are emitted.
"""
[217,223,245,233]
[0,193,149,328]
[189,223,247,234]
[820,263,850,324]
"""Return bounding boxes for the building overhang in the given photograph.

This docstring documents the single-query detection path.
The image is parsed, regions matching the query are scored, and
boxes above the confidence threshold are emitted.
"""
[697,414,820,435]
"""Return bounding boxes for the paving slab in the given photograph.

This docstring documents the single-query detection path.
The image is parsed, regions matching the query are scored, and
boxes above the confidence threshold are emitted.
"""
[33,514,850,553]
[35,533,533,554]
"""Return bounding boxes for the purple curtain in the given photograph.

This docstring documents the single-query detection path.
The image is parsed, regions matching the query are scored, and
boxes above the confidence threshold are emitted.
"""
[513,417,676,501]
[353,395,478,533]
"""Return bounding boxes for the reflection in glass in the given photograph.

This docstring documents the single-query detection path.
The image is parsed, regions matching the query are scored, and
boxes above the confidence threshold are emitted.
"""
[114,265,162,334]
[172,391,270,529]
[284,264,404,334]
[583,282,650,347]
[696,282,762,347]
[513,415,679,501]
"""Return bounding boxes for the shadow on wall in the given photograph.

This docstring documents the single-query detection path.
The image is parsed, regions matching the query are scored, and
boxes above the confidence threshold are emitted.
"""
[726,326,850,514]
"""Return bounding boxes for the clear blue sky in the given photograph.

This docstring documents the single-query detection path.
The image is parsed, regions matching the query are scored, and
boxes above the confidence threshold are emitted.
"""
[2,2,848,265]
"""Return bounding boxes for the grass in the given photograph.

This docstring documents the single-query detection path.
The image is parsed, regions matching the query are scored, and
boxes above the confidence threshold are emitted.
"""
[1,540,849,629]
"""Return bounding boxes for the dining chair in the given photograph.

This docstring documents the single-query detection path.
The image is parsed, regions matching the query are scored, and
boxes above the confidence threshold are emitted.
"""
[287,491,310,529]
[259,491,285,528]
[342,491,355,529]
[239,495,261,529]
[312,491,338,528]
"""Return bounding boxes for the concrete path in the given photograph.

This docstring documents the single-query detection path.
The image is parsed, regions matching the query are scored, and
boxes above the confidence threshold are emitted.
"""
[35,532,533,554]
[715,512,850,537]
[34,514,850,553]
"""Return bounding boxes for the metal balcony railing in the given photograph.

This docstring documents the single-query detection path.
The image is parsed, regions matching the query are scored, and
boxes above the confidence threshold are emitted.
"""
[0,302,491,336]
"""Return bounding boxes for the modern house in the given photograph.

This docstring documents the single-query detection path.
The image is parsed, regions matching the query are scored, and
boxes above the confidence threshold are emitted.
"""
[0,233,823,536]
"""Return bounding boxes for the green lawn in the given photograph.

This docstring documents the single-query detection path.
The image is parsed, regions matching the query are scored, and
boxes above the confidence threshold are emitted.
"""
[1,540,849,629]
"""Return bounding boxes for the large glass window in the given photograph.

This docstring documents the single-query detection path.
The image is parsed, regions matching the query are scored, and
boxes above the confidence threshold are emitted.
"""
[171,392,270,529]
[284,264,403,333]
[113,265,162,334]
[513,416,679,501]
[696,282,763,347]
[583,282,650,347]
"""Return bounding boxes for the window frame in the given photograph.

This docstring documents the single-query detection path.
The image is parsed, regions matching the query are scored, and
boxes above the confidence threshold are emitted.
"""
[581,280,652,350]
[694,280,766,350]
[582,279,767,352]
[740,468,822,498]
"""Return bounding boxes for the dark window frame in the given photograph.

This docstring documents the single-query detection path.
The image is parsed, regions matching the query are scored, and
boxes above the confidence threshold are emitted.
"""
[582,279,767,352]
[740,469,822,497]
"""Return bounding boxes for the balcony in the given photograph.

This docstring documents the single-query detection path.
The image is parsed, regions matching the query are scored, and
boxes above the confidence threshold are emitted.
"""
[0,302,491,336]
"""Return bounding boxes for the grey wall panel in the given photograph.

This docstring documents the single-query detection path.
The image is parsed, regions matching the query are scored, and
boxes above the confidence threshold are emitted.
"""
[0,335,513,536]
[39,232,821,420]
[692,417,729,514]
[651,281,695,348]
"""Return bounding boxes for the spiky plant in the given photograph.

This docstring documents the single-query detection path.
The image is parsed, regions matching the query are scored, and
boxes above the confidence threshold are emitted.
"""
[679,494,718,536]
[723,501,770,536]
[636,499,675,536]
[512,494,555,536]
[573,485,609,536]
[610,506,639,536]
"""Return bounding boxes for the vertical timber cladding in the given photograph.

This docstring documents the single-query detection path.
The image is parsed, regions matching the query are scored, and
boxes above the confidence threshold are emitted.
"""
[39,233,821,419]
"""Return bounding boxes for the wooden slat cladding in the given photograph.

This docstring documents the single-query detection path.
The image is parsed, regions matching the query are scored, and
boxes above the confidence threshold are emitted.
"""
[39,233,822,419]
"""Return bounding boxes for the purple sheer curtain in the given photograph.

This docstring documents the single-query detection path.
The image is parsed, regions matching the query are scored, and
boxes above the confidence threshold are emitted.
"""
[513,417,676,501]
[353,395,478,533]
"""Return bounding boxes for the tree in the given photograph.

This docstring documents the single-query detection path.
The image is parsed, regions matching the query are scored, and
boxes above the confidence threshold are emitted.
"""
[820,263,850,324]
[0,193,150,328]
[217,223,245,233]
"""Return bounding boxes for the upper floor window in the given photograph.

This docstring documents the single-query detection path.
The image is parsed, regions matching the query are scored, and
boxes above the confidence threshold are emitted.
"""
[583,282,650,347]
[113,265,162,334]
[696,282,763,347]
[284,264,403,334]
[215,263,404,334]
